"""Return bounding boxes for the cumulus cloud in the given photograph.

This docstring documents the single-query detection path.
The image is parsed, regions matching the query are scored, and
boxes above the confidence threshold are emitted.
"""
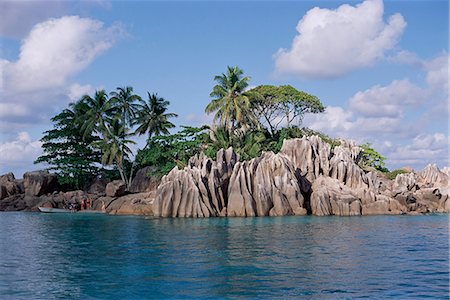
[348,79,427,118]
[0,132,44,176]
[2,16,124,93]
[274,0,406,78]
[386,133,449,169]
[0,16,124,129]
[424,54,449,94]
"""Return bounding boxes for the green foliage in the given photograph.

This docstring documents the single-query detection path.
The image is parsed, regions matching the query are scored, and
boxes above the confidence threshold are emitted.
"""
[358,143,388,172]
[385,169,408,180]
[137,126,209,177]
[35,104,102,190]
[205,66,258,132]
[204,126,274,161]
[134,92,177,138]
[249,85,325,134]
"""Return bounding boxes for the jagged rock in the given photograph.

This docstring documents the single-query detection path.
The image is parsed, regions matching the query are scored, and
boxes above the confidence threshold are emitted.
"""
[227,152,307,217]
[391,173,416,197]
[129,166,159,193]
[280,136,370,191]
[23,170,58,196]
[310,176,361,216]
[280,136,331,182]
[153,148,238,217]
[105,180,127,197]
[417,164,448,188]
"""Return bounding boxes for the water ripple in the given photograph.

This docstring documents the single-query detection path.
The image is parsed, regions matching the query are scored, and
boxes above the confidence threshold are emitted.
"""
[0,213,448,299]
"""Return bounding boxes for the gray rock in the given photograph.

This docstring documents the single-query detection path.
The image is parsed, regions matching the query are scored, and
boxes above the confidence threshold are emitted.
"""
[0,172,20,200]
[105,180,127,197]
[310,176,361,216]
[129,166,159,193]
[227,152,307,217]
[23,170,58,196]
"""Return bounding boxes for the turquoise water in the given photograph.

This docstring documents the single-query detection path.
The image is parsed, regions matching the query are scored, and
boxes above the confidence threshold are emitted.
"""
[0,213,448,299]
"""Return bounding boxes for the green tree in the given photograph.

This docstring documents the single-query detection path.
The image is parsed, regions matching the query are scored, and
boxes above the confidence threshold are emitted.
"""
[109,86,142,132]
[137,126,208,176]
[205,66,258,132]
[79,90,116,139]
[35,101,101,190]
[359,143,388,172]
[93,118,135,185]
[134,92,178,140]
[250,85,325,135]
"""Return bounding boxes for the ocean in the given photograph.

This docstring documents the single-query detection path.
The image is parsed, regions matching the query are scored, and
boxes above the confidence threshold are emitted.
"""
[0,212,448,299]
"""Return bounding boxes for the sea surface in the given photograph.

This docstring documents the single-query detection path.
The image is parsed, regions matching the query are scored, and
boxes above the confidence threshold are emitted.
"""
[0,213,448,299]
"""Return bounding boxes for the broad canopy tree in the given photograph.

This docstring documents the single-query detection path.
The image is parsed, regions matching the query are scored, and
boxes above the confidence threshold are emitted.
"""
[249,85,325,135]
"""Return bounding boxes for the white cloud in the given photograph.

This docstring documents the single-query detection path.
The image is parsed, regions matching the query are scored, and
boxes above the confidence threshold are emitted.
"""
[348,79,427,118]
[304,106,354,138]
[386,133,449,169]
[424,54,449,94]
[0,132,43,176]
[274,0,406,78]
[0,16,124,129]
[68,83,95,102]
[3,16,124,93]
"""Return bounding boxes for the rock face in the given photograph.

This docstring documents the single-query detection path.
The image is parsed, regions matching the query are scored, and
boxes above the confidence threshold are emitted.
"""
[153,148,237,217]
[310,176,361,216]
[129,166,159,193]
[227,152,307,217]
[153,148,307,218]
[151,135,450,218]
[105,180,127,197]
[23,170,58,196]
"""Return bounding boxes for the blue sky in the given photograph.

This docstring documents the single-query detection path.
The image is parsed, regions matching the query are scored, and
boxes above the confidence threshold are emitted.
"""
[0,0,448,177]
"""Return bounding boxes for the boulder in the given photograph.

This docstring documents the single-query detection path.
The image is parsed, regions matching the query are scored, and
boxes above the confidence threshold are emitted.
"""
[23,170,58,196]
[129,166,159,193]
[105,180,127,197]
[107,192,155,215]
[0,172,20,200]
[88,176,110,195]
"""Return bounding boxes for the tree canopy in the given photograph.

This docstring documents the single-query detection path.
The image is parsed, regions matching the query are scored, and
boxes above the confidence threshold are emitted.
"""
[249,85,325,135]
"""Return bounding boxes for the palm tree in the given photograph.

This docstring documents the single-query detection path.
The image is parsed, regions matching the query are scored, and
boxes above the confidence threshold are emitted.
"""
[205,66,257,133]
[110,86,141,131]
[94,118,135,185]
[79,90,116,139]
[134,92,178,140]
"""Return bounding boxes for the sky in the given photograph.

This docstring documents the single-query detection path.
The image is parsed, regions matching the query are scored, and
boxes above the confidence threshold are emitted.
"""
[0,0,448,177]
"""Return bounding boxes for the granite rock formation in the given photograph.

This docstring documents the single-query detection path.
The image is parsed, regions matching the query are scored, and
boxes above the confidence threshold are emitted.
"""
[23,170,58,196]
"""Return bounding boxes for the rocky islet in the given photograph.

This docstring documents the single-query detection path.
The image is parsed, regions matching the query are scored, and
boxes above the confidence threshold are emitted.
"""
[1,135,449,216]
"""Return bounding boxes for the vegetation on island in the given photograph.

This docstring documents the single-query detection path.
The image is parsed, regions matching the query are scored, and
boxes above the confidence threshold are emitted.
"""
[36,66,391,190]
